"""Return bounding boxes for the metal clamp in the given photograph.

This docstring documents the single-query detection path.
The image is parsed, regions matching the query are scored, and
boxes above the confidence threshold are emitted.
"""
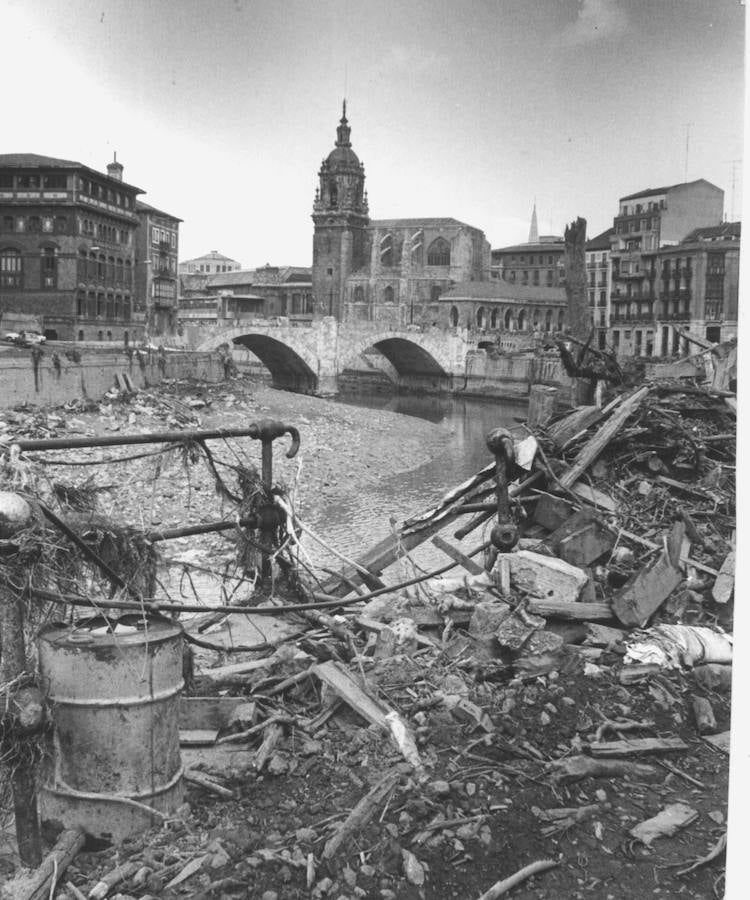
[486,427,519,552]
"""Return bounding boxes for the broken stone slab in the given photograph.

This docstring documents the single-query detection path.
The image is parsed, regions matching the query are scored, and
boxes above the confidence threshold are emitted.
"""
[494,550,588,604]
[584,623,626,649]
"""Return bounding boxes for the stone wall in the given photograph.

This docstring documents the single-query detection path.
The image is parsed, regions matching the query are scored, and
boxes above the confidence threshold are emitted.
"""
[0,346,222,408]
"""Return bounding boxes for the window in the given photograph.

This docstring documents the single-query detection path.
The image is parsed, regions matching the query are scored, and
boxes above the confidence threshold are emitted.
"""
[97,330,103,341]
[532,270,540,285]
[78,330,84,341]
[42,247,56,288]
[152,227,160,245]
[504,309,514,330]
[426,237,450,266]
[18,174,40,189]
[42,217,53,232]
[0,248,22,287]
[76,292,85,316]
[380,233,393,267]
[546,270,553,286]
[450,306,459,327]
[491,309,499,329]
[0,173,13,188]
[55,216,67,233]
[384,285,395,304]
[2,216,13,231]
[96,294,104,317]
[476,307,486,329]
[353,285,365,304]
[518,309,527,330]
[430,285,442,303]
[28,216,41,233]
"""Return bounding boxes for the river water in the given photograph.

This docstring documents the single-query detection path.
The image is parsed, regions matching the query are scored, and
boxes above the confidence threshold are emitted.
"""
[309,390,529,572]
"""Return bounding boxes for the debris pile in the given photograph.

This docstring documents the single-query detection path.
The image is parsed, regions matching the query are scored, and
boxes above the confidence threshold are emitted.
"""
[0,361,735,899]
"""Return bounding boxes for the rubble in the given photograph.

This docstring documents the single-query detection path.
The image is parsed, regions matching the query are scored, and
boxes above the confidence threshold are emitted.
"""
[0,358,736,898]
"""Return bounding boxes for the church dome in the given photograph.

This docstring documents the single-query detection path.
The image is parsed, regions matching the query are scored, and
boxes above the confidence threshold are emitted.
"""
[326,144,360,168]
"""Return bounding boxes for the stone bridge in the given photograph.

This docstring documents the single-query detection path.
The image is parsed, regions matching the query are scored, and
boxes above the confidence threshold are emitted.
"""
[188,317,477,394]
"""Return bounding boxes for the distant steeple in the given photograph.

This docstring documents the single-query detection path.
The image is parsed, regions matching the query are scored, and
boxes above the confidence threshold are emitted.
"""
[336,99,351,148]
[528,201,539,243]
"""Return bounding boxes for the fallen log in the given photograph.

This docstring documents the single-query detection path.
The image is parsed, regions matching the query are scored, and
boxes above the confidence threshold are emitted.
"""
[525,599,612,621]
[549,755,659,784]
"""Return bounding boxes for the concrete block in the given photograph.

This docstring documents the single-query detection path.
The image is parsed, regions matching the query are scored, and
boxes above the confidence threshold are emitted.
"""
[498,550,588,604]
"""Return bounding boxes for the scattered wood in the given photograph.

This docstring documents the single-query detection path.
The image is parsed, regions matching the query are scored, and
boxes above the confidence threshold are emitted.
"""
[314,660,393,729]
[88,860,140,899]
[475,858,560,900]
[547,405,604,450]
[588,736,688,757]
[322,768,401,859]
[184,768,235,798]
[254,722,284,771]
[164,855,210,890]
[703,731,730,754]
[571,482,618,513]
[558,386,650,490]
[1,828,85,900]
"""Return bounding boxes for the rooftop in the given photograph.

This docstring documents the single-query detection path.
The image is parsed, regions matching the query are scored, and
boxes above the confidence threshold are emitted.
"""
[136,200,182,223]
[371,217,478,231]
[681,221,741,243]
[586,227,615,251]
[0,152,144,193]
[441,281,566,302]
[619,178,719,202]
[492,241,564,255]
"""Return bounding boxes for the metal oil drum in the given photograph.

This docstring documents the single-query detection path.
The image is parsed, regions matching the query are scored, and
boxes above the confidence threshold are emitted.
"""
[38,615,184,843]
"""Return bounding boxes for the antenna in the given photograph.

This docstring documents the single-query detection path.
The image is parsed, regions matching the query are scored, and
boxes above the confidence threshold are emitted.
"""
[683,123,693,182]
[724,158,742,222]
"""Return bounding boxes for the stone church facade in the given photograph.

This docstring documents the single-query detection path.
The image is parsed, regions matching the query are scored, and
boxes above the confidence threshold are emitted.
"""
[311,105,491,327]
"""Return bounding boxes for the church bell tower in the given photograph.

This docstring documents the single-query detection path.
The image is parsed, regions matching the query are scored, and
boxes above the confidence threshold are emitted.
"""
[312,102,369,319]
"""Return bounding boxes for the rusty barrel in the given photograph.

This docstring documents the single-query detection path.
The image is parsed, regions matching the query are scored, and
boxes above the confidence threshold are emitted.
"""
[38,616,184,843]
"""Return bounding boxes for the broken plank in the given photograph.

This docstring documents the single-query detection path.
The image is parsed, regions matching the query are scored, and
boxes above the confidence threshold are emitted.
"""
[526,599,613,621]
[589,737,688,757]
[431,534,485,575]
[547,405,604,450]
[314,660,391,729]
[711,550,735,604]
[323,768,401,859]
[559,386,650,490]
[612,523,684,628]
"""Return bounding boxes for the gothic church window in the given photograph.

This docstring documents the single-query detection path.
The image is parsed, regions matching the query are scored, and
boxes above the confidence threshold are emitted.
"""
[450,306,459,327]
[384,285,395,304]
[380,233,393,267]
[427,237,450,267]
[354,285,365,303]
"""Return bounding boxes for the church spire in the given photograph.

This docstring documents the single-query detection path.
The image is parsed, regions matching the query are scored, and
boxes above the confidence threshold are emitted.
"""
[528,201,539,243]
[336,99,351,148]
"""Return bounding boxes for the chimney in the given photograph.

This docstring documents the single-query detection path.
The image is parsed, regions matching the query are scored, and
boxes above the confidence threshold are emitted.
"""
[107,151,123,182]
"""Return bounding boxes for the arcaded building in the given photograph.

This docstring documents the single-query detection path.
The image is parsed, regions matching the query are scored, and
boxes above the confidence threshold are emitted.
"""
[311,105,491,326]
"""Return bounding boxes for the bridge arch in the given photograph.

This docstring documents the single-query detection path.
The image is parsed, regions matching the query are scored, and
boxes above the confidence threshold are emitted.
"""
[340,330,454,390]
[196,327,320,393]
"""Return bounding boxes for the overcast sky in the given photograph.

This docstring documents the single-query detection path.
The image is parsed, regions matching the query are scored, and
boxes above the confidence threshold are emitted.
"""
[3,0,744,266]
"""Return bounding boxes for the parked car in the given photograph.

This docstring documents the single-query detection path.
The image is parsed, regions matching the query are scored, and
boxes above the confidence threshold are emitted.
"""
[20,330,47,345]
[2,331,22,343]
